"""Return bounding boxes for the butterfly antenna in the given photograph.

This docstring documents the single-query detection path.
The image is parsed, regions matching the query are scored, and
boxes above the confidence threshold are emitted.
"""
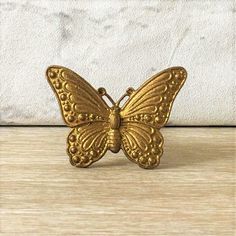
[98,87,115,105]
[116,87,135,106]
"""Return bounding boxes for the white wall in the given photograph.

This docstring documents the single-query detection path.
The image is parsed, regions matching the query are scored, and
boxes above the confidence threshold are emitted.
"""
[0,0,235,125]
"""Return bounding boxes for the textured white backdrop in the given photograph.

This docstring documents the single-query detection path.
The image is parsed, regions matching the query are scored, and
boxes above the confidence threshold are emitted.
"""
[0,0,235,125]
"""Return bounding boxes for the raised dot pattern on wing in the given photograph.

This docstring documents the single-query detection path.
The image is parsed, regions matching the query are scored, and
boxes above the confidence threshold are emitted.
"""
[121,123,163,169]
[121,67,187,128]
[67,124,109,167]
[46,67,109,127]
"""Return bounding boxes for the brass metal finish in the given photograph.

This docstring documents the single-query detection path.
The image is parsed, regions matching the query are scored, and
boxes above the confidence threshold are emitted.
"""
[46,66,187,169]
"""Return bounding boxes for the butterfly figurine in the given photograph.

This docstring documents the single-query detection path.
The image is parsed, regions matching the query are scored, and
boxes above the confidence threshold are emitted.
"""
[46,66,187,169]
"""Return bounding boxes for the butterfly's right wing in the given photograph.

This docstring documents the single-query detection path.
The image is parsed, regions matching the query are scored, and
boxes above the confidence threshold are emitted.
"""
[120,67,187,168]
[120,67,187,128]
[120,122,163,169]
[46,65,110,127]
[68,122,110,167]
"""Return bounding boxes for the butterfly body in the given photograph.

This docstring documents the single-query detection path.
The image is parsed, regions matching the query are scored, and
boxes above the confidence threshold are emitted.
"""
[109,105,121,130]
[107,105,122,153]
[46,65,187,169]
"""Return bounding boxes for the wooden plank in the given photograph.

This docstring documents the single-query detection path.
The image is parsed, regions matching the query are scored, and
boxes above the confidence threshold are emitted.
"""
[0,127,235,235]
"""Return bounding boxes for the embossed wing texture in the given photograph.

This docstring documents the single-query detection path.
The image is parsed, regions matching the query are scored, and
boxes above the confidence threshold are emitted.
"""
[120,67,187,168]
[120,67,187,128]
[46,66,110,166]
[120,122,163,169]
[46,66,110,127]
[68,122,109,167]
[46,66,187,169]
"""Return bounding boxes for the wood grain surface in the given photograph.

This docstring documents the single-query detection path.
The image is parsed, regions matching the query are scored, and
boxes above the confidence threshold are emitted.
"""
[0,127,235,235]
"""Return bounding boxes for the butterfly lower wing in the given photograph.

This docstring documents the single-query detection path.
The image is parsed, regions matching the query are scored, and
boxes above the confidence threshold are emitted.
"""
[120,67,187,128]
[67,122,109,167]
[120,122,163,169]
[46,65,110,127]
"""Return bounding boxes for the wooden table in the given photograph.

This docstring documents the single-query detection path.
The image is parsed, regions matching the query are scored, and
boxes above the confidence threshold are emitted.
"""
[0,127,235,235]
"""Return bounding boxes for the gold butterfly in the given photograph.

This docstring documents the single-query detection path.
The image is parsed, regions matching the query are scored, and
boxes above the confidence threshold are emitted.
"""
[46,66,187,169]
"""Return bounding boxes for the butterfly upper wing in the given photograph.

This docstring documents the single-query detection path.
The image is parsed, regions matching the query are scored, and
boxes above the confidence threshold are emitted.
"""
[68,122,109,167]
[46,65,110,127]
[46,65,110,167]
[120,67,187,168]
[120,67,187,128]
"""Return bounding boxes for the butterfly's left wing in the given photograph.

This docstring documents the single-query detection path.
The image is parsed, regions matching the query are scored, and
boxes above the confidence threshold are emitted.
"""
[46,65,111,167]
[120,67,187,168]
[46,65,110,127]
[68,122,110,167]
